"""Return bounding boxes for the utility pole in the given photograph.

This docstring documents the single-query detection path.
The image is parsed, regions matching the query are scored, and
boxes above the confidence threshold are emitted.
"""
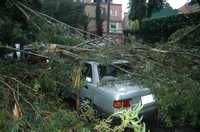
[107,0,111,35]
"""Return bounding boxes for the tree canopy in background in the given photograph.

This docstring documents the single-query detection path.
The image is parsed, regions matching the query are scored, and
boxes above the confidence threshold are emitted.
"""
[190,0,200,5]
[147,0,166,17]
[129,0,166,20]
[0,0,88,46]
[0,0,42,45]
[129,0,146,20]
[41,0,88,29]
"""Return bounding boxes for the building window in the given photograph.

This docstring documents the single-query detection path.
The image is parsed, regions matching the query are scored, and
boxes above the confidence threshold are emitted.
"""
[110,22,120,33]
[93,0,112,3]
[110,22,117,29]
[110,10,117,16]
[104,0,113,3]
[93,0,100,2]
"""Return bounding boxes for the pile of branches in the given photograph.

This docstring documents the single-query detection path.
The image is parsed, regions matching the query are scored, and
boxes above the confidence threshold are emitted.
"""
[1,26,200,125]
[1,47,112,130]
[1,0,200,130]
[0,44,151,131]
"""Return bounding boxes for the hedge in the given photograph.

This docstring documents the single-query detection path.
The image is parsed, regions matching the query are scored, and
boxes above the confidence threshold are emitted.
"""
[124,11,200,43]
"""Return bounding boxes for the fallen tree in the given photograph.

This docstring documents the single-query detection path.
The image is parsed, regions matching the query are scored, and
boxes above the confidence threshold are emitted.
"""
[0,1,200,131]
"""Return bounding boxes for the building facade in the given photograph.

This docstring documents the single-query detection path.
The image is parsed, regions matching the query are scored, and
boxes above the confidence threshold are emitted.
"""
[177,3,200,14]
[84,0,123,36]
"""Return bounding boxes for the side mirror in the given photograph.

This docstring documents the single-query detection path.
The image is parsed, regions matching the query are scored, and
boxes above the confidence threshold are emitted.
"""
[86,77,92,83]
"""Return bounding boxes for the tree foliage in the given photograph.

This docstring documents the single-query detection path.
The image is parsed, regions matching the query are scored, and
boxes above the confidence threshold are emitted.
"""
[129,0,166,20]
[1,0,200,131]
[129,0,146,21]
[92,39,200,128]
[147,0,166,17]
[190,0,200,5]
[0,50,148,131]
[41,0,88,29]
[95,104,146,132]
[125,12,200,43]
[0,0,87,46]
[0,0,42,45]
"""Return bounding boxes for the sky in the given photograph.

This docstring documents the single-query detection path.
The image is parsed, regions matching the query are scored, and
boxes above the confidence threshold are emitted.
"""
[113,0,190,13]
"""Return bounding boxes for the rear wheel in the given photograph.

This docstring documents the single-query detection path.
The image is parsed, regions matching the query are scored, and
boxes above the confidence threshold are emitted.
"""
[145,108,159,131]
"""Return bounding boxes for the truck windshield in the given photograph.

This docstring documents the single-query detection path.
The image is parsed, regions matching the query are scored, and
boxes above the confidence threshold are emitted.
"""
[98,63,132,81]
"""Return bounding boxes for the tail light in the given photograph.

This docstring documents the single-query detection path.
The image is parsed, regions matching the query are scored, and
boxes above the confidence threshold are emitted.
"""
[113,99,132,109]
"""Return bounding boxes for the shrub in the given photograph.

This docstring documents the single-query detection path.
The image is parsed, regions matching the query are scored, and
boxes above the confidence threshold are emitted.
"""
[124,12,200,43]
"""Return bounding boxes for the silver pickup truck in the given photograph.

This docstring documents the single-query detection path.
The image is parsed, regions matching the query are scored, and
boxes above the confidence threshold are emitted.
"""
[68,60,157,118]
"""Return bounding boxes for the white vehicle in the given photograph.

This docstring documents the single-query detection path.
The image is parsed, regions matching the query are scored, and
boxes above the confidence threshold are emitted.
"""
[67,60,157,118]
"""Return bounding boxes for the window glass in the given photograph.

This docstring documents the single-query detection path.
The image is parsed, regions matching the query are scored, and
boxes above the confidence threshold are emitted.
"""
[82,63,92,82]
[110,10,117,16]
[110,22,117,29]
[98,63,132,81]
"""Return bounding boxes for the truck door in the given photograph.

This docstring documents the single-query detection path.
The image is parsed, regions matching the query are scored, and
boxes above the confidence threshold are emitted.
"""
[80,63,96,101]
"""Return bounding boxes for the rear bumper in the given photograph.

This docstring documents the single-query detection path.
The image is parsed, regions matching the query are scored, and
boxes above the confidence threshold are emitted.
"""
[111,105,158,126]
[96,102,158,119]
